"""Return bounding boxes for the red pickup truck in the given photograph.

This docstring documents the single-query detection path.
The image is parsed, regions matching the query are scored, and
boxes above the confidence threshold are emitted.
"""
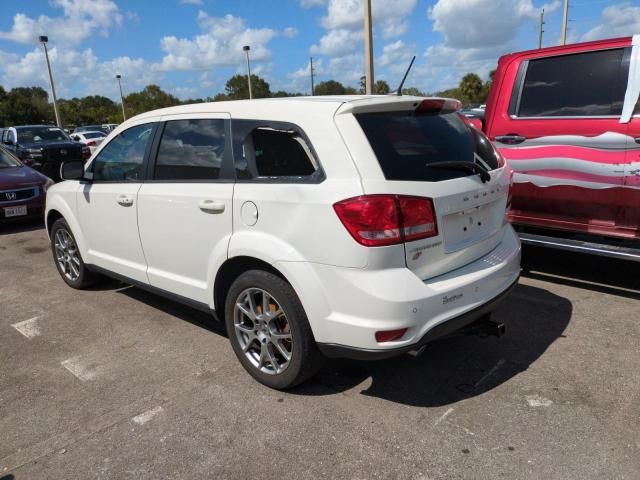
[480,35,640,261]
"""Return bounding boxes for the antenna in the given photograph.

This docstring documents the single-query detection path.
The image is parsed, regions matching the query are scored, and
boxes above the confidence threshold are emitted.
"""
[395,55,416,96]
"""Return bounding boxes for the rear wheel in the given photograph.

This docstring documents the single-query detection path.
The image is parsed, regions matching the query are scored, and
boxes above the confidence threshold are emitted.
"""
[225,270,324,389]
[50,218,100,289]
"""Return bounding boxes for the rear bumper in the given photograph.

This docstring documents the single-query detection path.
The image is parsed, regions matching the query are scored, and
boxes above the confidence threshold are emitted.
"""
[317,276,518,360]
[288,225,521,354]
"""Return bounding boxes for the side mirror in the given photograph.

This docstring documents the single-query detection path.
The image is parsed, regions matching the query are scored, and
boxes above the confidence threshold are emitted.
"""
[60,160,86,181]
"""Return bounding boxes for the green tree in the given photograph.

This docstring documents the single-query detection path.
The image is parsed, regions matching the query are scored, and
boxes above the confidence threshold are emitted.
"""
[401,87,425,96]
[0,87,52,126]
[224,74,271,100]
[479,69,497,104]
[374,80,390,95]
[459,73,483,104]
[314,80,346,96]
[123,84,181,116]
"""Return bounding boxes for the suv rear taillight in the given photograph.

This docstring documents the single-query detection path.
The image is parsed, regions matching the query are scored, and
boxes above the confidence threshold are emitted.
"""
[333,195,438,247]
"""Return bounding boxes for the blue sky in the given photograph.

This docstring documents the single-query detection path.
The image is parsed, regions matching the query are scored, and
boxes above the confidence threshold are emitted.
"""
[0,0,638,100]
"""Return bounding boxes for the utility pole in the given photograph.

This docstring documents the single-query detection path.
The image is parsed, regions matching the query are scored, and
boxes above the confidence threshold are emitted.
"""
[363,0,374,95]
[561,0,569,45]
[39,36,62,128]
[538,8,545,49]
[310,57,315,96]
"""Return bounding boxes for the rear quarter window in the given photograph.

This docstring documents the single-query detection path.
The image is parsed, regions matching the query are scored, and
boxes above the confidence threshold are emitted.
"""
[355,111,501,182]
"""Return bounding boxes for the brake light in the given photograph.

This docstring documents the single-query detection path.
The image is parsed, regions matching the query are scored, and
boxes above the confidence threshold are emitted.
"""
[86,140,97,146]
[333,195,438,247]
[416,98,462,115]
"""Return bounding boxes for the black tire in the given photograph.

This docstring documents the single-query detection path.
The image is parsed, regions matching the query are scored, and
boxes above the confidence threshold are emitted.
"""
[225,269,324,389]
[50,218,100,289]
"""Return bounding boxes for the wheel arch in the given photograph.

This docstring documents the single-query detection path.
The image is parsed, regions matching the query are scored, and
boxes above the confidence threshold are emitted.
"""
[213,256,286,322]
[45,196,88,257]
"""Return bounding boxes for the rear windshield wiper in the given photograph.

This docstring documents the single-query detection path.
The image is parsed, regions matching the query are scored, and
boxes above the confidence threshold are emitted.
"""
[426,161,491,183]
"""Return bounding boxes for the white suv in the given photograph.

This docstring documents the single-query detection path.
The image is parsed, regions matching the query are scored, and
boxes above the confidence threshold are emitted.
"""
[46,96,521,389]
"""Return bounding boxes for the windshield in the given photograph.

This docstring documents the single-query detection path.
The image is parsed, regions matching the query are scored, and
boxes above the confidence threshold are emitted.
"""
[17,127,69,143]
[0,148,22,168]
[355,111,501,182]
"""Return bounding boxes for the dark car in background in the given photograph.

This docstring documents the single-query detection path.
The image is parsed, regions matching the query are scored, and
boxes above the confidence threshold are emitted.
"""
[1,125,88,181]
[0,145,53,221]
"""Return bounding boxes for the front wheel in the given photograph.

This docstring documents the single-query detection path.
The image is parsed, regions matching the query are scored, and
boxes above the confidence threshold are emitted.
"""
[225,270,324,389]
[50,218,100,289]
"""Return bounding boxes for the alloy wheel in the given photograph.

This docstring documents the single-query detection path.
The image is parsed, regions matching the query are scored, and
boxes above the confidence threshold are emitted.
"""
[54,228,81,282]
[233,288,293,375]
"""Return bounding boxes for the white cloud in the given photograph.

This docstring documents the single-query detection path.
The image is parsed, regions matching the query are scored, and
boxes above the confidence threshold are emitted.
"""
[310,28,361,56]
[158,12,277,71]
[582,3,640,42]
[429,0,559,49]
[299,0,326,7]
[0,45,160,100]
[320,0,416,38]
[0,0,122,45]
[283,27,299,38]
[377,40,412,67]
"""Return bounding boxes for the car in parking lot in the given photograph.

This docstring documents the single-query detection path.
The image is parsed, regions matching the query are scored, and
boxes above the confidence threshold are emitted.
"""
[481,35,640,260]
[45,96,521,389]
[0,145,53,221]
[70,130,107,154]
[1,125,88,182]
[73,124,118,135]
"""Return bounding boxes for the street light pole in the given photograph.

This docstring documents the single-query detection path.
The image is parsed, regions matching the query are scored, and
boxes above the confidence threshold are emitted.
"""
[363,0,374,95]
[115,74,126,121]
[39,35,62,128]
[561,0,569,45]
[243,45,253,99]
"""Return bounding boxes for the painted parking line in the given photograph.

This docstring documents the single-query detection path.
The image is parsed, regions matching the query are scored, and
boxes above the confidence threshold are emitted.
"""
[11,317,41,339]
[60,356,99,382]
[132,406,164,425]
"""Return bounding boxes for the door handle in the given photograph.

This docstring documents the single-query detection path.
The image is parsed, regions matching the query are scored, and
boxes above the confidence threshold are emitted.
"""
[495,134,526,145]
[117,195,134,207]
[634,137,640,145]
[198,200,226,213]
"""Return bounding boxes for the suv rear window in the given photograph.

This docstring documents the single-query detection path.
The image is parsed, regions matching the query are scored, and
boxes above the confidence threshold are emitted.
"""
[356,111,500,182]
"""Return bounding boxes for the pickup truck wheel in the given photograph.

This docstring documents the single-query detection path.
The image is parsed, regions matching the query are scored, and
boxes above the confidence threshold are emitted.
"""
[225,270,324,389]
[50,218,99,289]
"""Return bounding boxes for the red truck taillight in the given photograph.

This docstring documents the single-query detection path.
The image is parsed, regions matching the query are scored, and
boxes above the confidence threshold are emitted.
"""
[333,195,438,247]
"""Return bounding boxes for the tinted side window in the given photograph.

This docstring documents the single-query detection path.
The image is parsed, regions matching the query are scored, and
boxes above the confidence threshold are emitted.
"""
[154,119,225,181]
[92,123,153,181]
[233,121,321,181]
[518,48,627,117]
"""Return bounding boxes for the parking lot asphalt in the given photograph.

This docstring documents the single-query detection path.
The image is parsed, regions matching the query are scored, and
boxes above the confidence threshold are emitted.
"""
[1,221,639,480]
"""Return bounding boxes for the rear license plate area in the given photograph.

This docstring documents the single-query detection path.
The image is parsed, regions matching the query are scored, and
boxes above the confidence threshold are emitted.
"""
[443,200,501,253]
